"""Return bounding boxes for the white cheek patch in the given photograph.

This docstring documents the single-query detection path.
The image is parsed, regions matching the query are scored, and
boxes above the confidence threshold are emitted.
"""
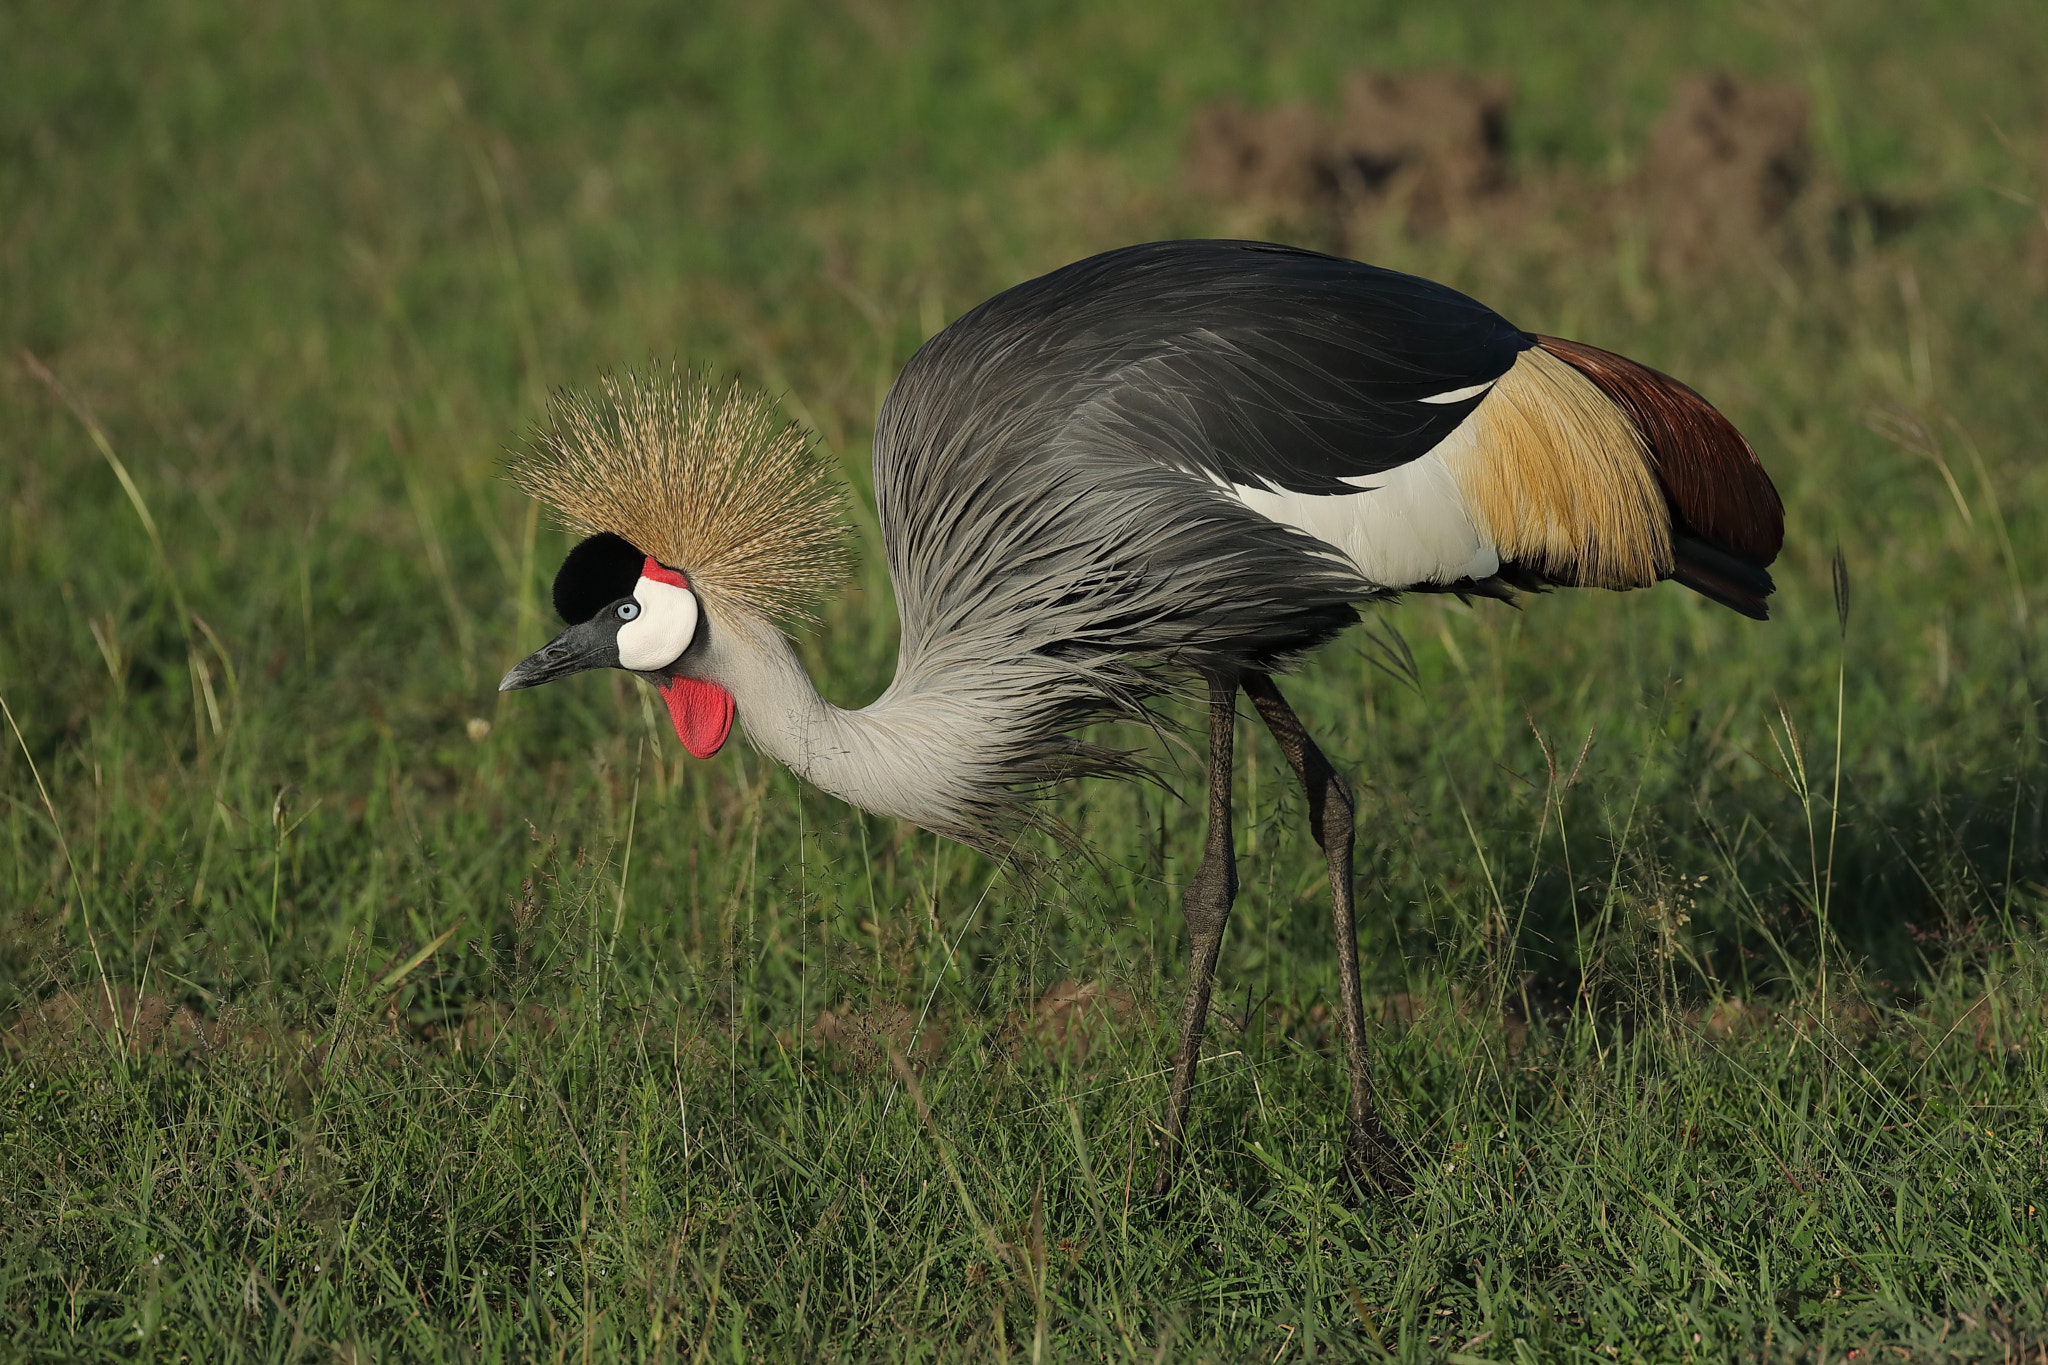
[615,576,699,671]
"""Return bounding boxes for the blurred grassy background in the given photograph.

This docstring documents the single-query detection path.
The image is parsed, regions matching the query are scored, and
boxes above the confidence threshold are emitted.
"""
[4,0,2047,1359]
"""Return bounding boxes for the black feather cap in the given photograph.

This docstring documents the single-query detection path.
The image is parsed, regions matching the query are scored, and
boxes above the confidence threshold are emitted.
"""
[553,532,649,624]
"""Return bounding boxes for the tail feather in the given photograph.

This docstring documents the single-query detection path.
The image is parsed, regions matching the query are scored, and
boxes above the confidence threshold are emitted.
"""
[1535,336,1784,607]
[1671,532,1776,620]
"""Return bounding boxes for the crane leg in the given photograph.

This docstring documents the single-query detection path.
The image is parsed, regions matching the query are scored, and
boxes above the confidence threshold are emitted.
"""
[1152,677,1240,1196]
[1242,673,1411,1197]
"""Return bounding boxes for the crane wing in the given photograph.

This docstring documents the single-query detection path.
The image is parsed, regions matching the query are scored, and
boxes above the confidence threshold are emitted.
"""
[865,239,1781,833]
[936,241,1777,606]
[980,239,1534,496]
[876,241,1781,722]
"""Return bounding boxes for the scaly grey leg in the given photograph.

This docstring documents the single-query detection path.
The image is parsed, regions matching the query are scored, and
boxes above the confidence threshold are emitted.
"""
[1153,678,1239,1196]
[1242,673,1410,1197]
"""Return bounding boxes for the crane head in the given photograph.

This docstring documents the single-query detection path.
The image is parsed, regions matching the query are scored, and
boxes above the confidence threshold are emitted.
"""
[498,532,736,758]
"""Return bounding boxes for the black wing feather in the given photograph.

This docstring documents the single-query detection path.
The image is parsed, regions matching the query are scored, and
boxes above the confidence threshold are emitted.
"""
[926,240,1533,496]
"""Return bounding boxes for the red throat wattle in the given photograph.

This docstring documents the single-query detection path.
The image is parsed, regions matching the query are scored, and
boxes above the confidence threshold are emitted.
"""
[659,676,735,758]
[635,556,734,758]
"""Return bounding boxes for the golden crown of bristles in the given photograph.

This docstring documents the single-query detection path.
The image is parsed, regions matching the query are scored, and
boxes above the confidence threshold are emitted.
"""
[512,370,851,626]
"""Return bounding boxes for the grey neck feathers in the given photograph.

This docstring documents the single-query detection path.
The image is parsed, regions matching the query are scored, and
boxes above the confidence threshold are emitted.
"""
[688,606,984,838]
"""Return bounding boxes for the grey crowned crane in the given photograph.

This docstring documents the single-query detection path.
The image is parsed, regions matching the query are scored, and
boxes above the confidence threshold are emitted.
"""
[500,239,1783,1195]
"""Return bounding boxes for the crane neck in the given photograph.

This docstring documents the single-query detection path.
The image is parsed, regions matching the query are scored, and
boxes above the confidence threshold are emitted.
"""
[684,605,977,836]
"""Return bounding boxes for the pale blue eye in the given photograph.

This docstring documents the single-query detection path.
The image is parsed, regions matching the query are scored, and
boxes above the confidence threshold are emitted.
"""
[617,601,640,621]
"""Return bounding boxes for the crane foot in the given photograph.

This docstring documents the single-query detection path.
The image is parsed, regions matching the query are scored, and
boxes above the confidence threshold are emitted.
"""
[1341,1122,1414,1200]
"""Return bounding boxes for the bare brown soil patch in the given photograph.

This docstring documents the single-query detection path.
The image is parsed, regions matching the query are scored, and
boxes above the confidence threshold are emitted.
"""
[1638,71,1811,272]
[1184,66,1836,274]
[5,987,218,1058]
[1186,69,1510,231]
[1001,979,1140,1065]
[811,1003,949,1075]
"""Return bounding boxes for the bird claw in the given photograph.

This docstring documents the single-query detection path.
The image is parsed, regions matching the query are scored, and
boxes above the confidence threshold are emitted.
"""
[1340,1126,1415,1201]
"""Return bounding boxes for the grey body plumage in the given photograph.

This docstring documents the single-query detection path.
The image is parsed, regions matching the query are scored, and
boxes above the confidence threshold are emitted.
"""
[872,355,1372,844]
[861,240,1529,844]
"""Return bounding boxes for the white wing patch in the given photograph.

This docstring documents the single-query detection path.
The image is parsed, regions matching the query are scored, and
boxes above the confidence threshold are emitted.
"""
[616,576,700,671]
[1222,405,1501,588]
[1417,379,1496,405]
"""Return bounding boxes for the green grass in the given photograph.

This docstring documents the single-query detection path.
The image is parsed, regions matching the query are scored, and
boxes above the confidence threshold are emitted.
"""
[4,0,2048,1358]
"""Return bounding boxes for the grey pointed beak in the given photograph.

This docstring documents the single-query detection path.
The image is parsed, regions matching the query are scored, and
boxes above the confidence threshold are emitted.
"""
[498,619,621,691]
